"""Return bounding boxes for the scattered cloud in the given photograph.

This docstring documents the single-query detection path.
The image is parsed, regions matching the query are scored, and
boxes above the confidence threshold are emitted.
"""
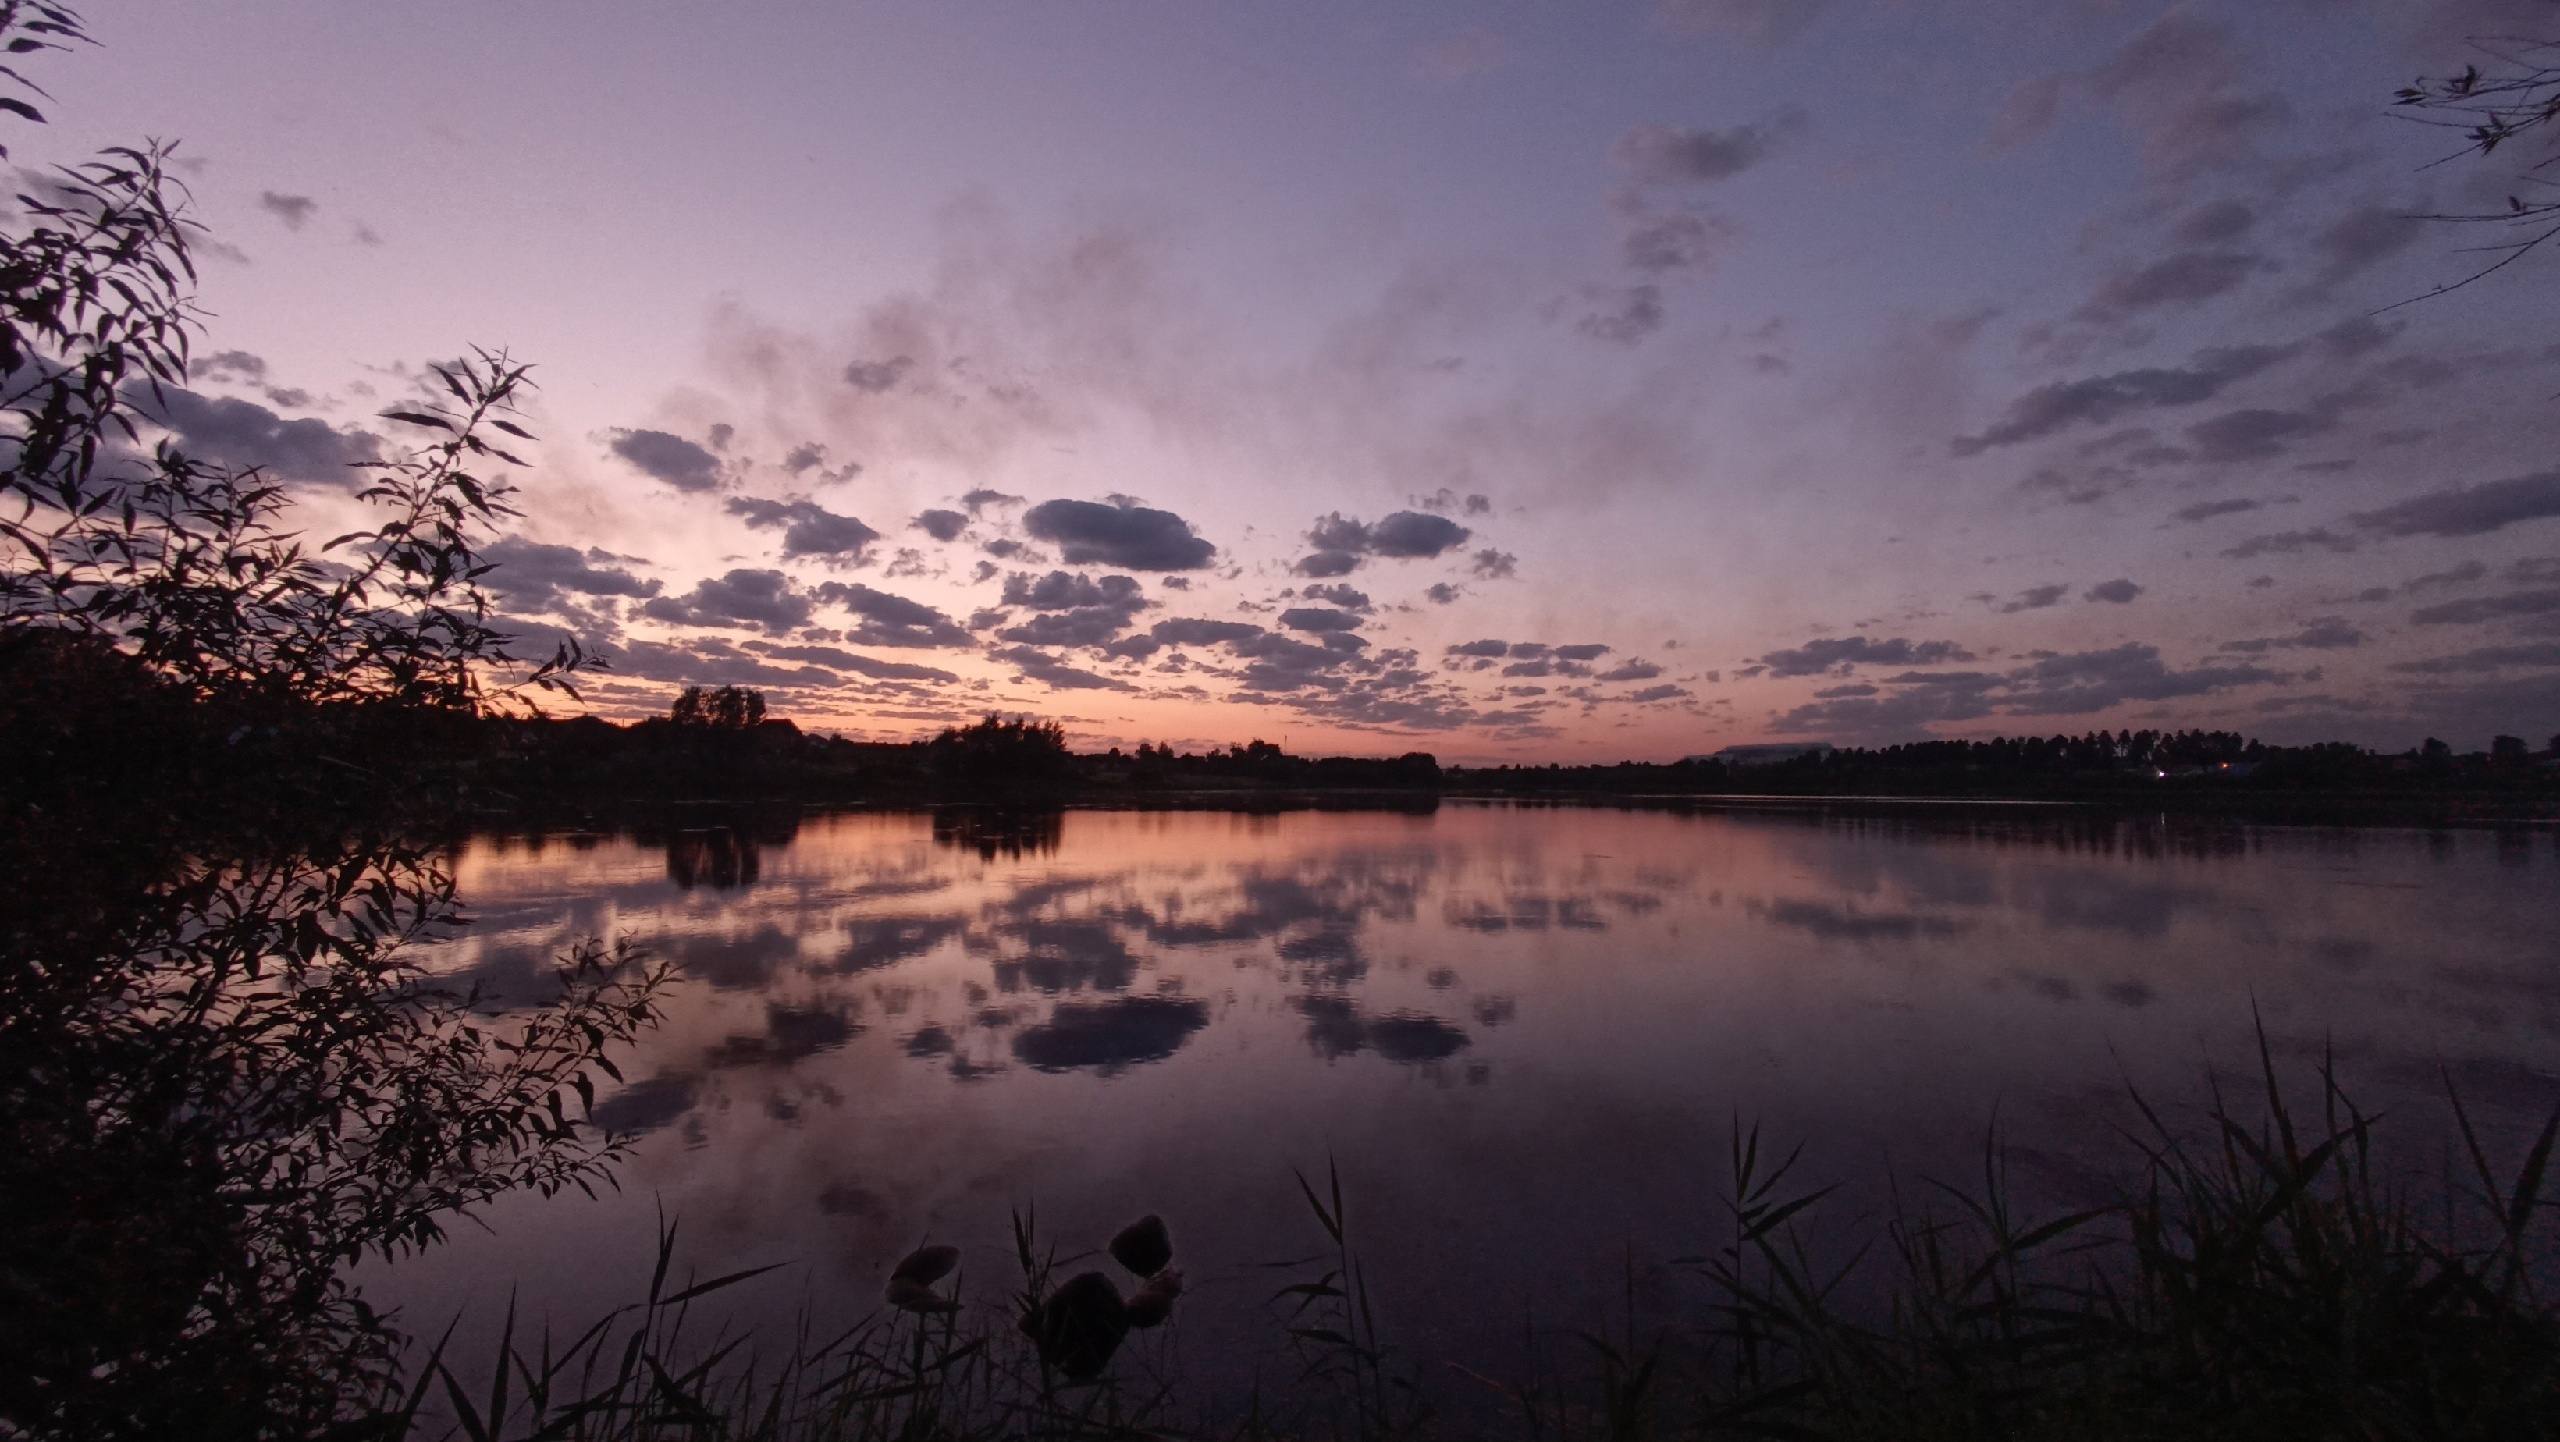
[1759,635,1976,677]
[725,497,881,562]
[2084,578,2143,604]
[258,191,316,229]
[1023,498,1217,570]
[610,429,725,492]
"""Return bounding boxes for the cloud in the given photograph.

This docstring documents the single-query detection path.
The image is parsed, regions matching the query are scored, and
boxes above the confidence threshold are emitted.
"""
[1013,996,1211,1072]
[2408,588,2560,626]
[748,643,959,683]
[1424,583,1462,604]
[1619,208,1736,273]
[1298,583,1371,612]
[1625,683,1692,703]
[1446,639,1509,658]
[1577,283,1665,344]
[2185,407,2336,463]
[2220,617,2365,653]
[994,572,1148,647]
[1650,0,1829,48]
[2001,644,2279,715]
[641,569,816,634]
[2299,203,2421,300]
[610,429,724,492]
[1023,497,1217,570]
[989,644,1136,691]
[1758,635,1977,677]
[2220,527,2358,559]
[1296,510,1473,574]
[1614,115,1805,184]
[913,508,969,541]
[842,355,915,392]
[2176,201,2256,245]
[481,536,663,612]
[2172,497,2261,523]
[725,497,881,562]
[1998,584,2071,613]
[2347,470,2560,539]
[2085,10,2289,181]
[1470,548,1519,579]
[258,191,316,229]
[2084,578,2144,604]
[196,349,267,382]
[2389,642,2560,674]
[1984,74,2064,155]
[1952,344,2294,454]
[820,582,977,648]
[1597,660,1661,681]
[1554,643,1610,661]
[2083,249,2265,316]
[1281,607,1364,634]
[129,386,380,482]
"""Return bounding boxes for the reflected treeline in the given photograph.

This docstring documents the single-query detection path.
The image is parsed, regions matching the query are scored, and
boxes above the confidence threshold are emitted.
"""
[931,806,1066,861]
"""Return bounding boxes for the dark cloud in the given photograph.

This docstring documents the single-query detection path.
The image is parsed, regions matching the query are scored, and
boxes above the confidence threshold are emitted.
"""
[610,429,723,492]
[641,569,816,634]
[1002,571,1143,611]
[196,349,267,381]
[842,355,914,393]
[749,643,958,682]
[2408,588,2560,626]
[2175,201,2256,245]
[2300,203,2421,300]
[1023,498,1216,570]
[1952,344,2294,454]
[819,583,976,648]
[258,191,316,230]
[2084,578,2143,604]
[1424,583,1462,604]
[1597,660,1661,681]
[1998,584,2071,613]
[481,536,662,612]
[1773,643,2280,739]
[2002,644,2280,715]
[2347,470,2560,539]
[1611,109,1805,183]
[2185,407,2336,463]
[1281,607,1364,634]
[2220,617,2365,653]
[1620,208,1735,273]
[1760,635,1976,677]
[989,644,1135,691]
[1470,548,1518,579]
[913,508,969,542]
[1446,639,1510,658]
[1298,583,1371,612]
[1148,617,1267,648]
[994,571,1147,647]
[2172,498,2261,523]
[2084,249,2264,316]
[1297,510,1473,574]
[2220,527,2358,559]
[129,386,380,482]
[2389,642,2560,674]
[725,497,881,562]
[961,488,1024,515]
[1625,683,1692,703]
[1577,283,1664,345]
[1554,643,1611,661]
[2085,10,2288,180]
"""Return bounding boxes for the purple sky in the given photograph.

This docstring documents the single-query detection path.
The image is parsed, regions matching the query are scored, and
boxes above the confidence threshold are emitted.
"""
[41,0,2560,759]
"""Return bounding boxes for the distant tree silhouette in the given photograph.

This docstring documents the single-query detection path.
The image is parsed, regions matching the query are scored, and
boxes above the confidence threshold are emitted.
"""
[929,713,1072,788]
[670,683,766,728]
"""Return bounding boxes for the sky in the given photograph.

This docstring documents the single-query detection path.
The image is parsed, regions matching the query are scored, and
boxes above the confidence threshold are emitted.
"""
[31,0,2560,760]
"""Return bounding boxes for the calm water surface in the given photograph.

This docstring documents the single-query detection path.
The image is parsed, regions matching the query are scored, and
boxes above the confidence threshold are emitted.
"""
[377,803,2560,1390]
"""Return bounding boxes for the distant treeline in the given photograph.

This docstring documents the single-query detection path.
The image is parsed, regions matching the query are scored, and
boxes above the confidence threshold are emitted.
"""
[1448,727,2560,813]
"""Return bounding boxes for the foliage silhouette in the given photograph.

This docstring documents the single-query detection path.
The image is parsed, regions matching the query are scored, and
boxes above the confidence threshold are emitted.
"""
[0,7,663,1437]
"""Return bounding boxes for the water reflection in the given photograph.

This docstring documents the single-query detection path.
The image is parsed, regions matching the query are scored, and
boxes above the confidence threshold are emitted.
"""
[392,804,2560,1402]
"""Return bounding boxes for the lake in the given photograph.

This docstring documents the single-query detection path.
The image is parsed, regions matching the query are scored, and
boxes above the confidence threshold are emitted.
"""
[374,801,2560,1401]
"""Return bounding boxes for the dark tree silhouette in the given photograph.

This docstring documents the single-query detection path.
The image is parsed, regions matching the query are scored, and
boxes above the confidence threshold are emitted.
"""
[2396,39,2560,294]
[0,8,664,1437]
[669,683,766,728]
